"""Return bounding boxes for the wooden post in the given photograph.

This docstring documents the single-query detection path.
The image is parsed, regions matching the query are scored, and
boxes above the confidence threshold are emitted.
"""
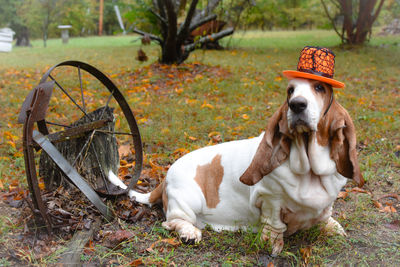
[99,0,104,36]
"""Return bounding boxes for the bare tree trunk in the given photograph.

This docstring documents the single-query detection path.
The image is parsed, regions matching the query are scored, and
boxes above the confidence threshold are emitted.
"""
[322,0,385,45]
[15,26,31,47]
[134,0,232,64]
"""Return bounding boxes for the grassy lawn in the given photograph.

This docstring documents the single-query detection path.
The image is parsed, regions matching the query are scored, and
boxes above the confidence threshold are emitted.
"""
[0,29,399,265]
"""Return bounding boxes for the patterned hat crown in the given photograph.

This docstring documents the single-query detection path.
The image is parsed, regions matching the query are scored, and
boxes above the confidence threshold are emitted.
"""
[282,46,344,88]
[297,46,335,78]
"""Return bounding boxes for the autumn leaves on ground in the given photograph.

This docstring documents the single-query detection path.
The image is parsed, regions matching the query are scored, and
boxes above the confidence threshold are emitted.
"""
[0,31,400,265]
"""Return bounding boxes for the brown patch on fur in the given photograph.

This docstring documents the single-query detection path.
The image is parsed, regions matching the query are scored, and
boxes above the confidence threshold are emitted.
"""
[194,154,224,208]
[162,181,168,213]
[281,206,331,236]
[317,99,364,187]
[149,181,169,213]
[239,103,292,185]
[149,182,163,204]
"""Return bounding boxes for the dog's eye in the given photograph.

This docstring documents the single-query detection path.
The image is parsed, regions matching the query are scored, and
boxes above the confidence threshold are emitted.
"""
[287,86,294,95]
[315,84,325,93]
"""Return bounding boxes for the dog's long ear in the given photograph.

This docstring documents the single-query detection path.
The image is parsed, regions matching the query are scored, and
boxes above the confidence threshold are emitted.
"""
[319,101,364,187]
[240,103,291,186]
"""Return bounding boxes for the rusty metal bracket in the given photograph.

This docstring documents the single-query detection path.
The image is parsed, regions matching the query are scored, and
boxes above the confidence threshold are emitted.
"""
[21,81,54,232]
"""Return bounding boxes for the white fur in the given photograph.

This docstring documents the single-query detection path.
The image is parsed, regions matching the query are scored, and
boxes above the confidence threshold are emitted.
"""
[287,78,323,132]
[107,79,349,254]
[108,170,127,190]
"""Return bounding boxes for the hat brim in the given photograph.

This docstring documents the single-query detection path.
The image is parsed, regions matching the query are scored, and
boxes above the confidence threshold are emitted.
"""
[282,70,345,88]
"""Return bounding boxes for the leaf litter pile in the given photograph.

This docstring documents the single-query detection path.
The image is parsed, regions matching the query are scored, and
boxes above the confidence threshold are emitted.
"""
[0,62,233,265]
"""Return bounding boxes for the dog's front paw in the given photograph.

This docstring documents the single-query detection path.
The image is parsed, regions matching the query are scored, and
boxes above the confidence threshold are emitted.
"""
[322,217,347,237]
[262,225,284,256]
[162,219,202,244]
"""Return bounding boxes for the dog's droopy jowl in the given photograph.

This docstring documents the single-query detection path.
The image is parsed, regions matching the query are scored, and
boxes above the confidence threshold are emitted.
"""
[111,47,364,255]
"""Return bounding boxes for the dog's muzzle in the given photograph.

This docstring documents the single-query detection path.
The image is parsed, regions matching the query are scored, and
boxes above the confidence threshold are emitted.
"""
[289,96,307,114]
[289,96,311,132]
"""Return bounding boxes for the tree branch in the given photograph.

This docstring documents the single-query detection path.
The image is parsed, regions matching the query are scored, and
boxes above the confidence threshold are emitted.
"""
[372,0,385,23]
[192,0,221,22]
[132,28,163,45]
[177,0,199,42]
[155,0,168,40]
[184,27,234,52]
[149,8,167,26]
[320,0,344,41]
[189,14,217,32]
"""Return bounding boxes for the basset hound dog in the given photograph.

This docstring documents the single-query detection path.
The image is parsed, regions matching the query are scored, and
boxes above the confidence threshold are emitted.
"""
[123,47,364,255]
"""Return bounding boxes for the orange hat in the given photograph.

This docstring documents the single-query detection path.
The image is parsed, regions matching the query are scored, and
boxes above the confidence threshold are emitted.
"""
[283,46,345,88]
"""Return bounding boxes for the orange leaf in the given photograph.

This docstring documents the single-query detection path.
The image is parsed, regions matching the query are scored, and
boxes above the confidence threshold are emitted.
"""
[337,191,348,199]
[208,131,221,137]
[373,200,383,209]
[351,187,369,194]
[118,144,131,158]
[379,206,395,213]
[146,238,180,252]
[0,179,3,190]
[201,101,214,109]
[129,258,144,266]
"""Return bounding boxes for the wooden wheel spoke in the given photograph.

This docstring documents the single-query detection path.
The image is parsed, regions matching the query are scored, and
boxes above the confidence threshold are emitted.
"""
[49,74,92,121]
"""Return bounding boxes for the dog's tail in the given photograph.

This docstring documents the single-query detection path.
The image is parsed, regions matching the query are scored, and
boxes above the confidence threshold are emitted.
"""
[128,182,164,206]
[108,170,164,206]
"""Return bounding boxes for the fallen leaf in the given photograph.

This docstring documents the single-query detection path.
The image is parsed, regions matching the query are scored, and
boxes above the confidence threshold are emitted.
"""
[300,246,312,264]
[146,238,180,252]
[118,144,131,158]
[337,191,348,199]
[351,187,370,194]
[129,258,144,266]
[201,101,214,109]
[373,200,383,209]
[379,205,397,213]
[103,230,134,248]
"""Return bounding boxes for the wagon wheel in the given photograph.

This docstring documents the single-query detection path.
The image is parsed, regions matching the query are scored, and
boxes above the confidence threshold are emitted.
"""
[35,61,143,196]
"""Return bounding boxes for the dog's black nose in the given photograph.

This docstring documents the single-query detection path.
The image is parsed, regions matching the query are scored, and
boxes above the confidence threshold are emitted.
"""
[289,97,308,114]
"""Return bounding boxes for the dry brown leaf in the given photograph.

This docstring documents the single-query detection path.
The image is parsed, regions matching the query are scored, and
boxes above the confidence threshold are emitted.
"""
[104,230,134,248]
[118,144,131,158]
[146,238,180,252]
[373,200,383,209]
[337,191,348,199]
[128,258,144,266]
[351,187,370,194]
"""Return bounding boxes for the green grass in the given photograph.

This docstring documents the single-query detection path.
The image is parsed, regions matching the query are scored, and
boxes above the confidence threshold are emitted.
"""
[0,29,399,265]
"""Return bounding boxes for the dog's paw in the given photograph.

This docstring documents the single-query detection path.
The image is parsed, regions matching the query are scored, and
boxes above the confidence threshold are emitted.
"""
[261,225,284,256]
[162,219,202,244]
[322,217,347,237]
